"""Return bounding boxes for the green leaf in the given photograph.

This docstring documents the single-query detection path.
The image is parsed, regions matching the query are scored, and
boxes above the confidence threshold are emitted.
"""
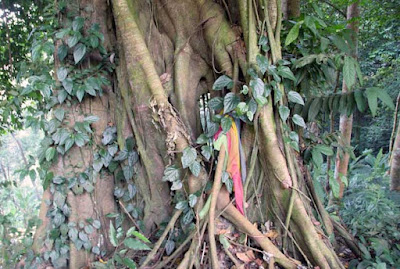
[74,43,87,64]
[74,132,88,147]
[189,194,198,208]
[58,90,68,104]
[315,145,333,156]
[58,44,68,61]
[208,97,224,111]
[285,22,301,46]
[308,98,321,121]
[256,54,269,74]
[165,240,175,256]
[354,91,366,112]
[376,88,395,110]
[201,145,212,161]
[54,108,65,122]
[123,238,151,251]
[65,138,74,152]
[89,35,99,48]
[76,88,85,102]
[221,117,232,133]
[127,229,151,243]
[343,56,356,89]
[224,93,240,113]
[84,115,99,123]
[196,134,208,144]
[311,148,323,168]
[250,78,265,98]
[62,78,73,94]
[212,75,233,90]
[181,147,197,169]
[72,17,85,31]
[277,66,296,82]
[45,147,56,162]
[288,91,304,105]
[235,102,248,116]
[279,105,290,122]
[122,258,137,269]
[162,165,180,182]
[109,221,118,247]
[329,176,340,198]
[292,114,306,128]
[189,161,201,177]
[366,87,378,117]
[241,85,249,95]
[330,34,350,54]
[67,32,81,48]
[57,67,68,81]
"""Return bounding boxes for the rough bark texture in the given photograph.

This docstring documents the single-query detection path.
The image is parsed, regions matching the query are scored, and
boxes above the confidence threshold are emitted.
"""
[333,1,359,199]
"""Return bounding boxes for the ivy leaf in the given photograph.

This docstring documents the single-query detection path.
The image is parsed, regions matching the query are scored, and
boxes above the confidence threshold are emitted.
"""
[74,132,88,147]
[212,75,233,90]
[74,43,87,64]
[224,93,240,113]
[54,108,65,122]
[201,145,212,161]
[65,138,74,152]
[221,117,232,133]
[67,32,81,48]
[76,88,85,102]
[308,98,322,121]
[196,134,208,145]
[89,35,99,48]
[62,78,73,94]
[58,44,68,61]
[109,221,118,247]
[58,90,68,104]
[57,67,68,81]
[288,91,305,105]
[208,97,224,111]
[162,165,181,182]
[189,161,201,177]
[123,165,134,180]
[79,231,89,242]
[292,114,307,128]
[279,105,290,122]
[256,54,269,75]
[285,22,301,46]
[93,220,101,229]
[343,56,356,89]
[72,17,85,31]
[189,194,198,208]
[123,238,151,251]
[181,147,197,169]
[45,147,56,162]
[250,78,265,98]
[182,210,194,225]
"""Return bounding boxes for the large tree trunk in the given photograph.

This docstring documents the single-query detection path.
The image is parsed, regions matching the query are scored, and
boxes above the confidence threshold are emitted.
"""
[32,0,352,268]
[333,1,359,200]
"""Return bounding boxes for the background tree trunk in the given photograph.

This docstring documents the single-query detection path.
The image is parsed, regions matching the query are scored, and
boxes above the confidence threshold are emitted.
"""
[333,1,359,200]
[390,120,400,190]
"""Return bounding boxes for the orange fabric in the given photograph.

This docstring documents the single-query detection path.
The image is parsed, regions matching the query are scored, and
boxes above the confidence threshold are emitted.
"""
[214,120,244,214]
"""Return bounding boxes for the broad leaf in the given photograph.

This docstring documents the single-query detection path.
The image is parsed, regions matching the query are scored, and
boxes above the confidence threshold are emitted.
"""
[124,238,151,251]
[278,105,290,122]
[285,22,301,46]
[292,114,306,128]
[224,93,240,113]
[213,75,233,90]
[288,91,305,105]
[74,43,87,64]
[181,147,197,169]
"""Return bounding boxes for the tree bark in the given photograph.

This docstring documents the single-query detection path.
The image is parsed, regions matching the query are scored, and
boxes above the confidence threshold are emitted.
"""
[333,1,359,200]
[390,120,400,190]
